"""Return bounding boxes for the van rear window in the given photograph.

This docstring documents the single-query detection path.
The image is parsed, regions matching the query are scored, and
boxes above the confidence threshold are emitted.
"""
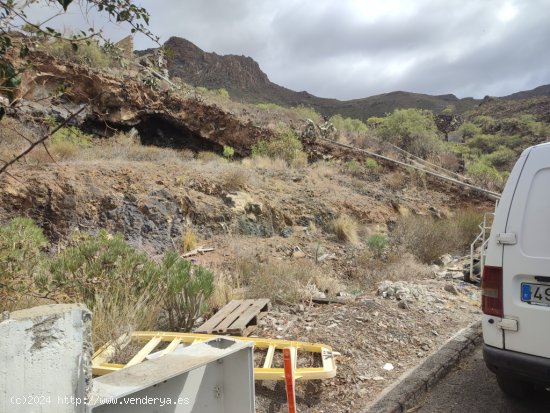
[521,168,550,257]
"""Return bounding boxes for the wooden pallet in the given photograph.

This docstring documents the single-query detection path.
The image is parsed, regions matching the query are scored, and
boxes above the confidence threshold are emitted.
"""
[195,299,271,336]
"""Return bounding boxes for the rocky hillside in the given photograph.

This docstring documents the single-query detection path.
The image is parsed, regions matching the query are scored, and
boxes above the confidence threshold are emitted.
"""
[503,84,550,100]
[1,37,497,413]
[144,37,550,121]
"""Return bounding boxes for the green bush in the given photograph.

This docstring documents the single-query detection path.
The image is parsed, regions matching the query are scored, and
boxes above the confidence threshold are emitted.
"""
[0,218,48,311]
[255,102,285,111]
[251,127,308,167]
[223,145,235,159]
[49,230,161,308]
[473,115,499,133]
[466,133,502,153]
[367,234,387,257]
[466,159,507,190]
[44,39,112,68]
[366,117,385,128]
[365,158,380,170]
[161,251,214,331]
[376,109,443,158]
[330,114,369,134]
[0,220,216,344]
[291,105,322,123]
[346,160,363,176]
[216,88,230,98]
[50,124,93,148]
[500,115,550,138]
[483,146,517,168]
[458,122,481,140]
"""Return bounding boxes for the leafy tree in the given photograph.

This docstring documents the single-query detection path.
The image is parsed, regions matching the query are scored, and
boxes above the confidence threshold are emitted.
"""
[376,108,442,158]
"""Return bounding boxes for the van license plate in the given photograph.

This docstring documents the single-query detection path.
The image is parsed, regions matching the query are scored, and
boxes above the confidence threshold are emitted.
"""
[521,283,550,305]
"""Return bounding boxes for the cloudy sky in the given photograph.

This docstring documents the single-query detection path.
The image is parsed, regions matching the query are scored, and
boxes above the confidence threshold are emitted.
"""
[25,0,550,100]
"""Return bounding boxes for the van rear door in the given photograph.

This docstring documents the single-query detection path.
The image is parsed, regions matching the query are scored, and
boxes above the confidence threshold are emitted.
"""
[503,143,550,358]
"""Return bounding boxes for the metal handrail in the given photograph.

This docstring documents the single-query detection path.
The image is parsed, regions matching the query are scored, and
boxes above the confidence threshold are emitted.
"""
[469,212,495,281]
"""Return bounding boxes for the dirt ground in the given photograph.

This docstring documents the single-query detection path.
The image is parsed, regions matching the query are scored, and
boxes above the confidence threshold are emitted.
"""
[250,269,481,412]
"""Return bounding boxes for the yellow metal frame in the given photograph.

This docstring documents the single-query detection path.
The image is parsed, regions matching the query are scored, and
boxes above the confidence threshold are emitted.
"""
[92,331,337,381]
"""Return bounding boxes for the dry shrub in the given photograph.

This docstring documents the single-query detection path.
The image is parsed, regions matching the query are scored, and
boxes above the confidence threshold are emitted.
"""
[197,151,225,163]
[49,140,79,160]
[408,169,427,189]
[179,149,195,160]
[242,155,288,171]
[77,132,186,164]
[358,253,431,289]
[433,152,461,172]
[331,214,359,244]
[0,147,16,164]
[244,258,341,305]
[384,171,407,190]
[25,146,54,164]
[0,118,37,148]
[454,208,486,242]
[222,167,249,190]
[392,209,484,263]
[92,289,161,349]
[85,141,184,163]
[310,161,337,179]
[337,134,352,145]
[209,272,243,310]
[181,228,198,253]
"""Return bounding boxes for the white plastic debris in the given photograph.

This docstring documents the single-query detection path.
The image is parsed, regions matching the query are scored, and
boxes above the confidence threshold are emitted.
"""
[383,363,394,371]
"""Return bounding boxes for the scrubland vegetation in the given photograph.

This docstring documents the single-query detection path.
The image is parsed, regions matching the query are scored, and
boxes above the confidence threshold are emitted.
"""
[2,38,548,362]
[0,218,215,347]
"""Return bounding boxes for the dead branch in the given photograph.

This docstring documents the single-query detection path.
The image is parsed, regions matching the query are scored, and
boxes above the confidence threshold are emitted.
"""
[0,103,89,175]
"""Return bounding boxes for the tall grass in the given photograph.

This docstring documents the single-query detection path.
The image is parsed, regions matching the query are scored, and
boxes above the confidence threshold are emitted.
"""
[392,209,484,263]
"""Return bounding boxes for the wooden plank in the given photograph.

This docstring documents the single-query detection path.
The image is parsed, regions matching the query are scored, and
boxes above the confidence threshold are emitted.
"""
[195,300,242,333]
[126,336,161,367]
[160,338,181,356]
[181,247,214,258]
[228,298,271,332]
[263,345,276,369]
[214,299,256,332]
[312,297,346,305]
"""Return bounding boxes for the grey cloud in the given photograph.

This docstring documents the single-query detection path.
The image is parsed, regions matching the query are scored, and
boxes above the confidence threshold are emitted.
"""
[23,0,550,99]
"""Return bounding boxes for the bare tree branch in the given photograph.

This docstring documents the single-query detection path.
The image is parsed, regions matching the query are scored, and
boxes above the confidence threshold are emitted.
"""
[0,102,89,175]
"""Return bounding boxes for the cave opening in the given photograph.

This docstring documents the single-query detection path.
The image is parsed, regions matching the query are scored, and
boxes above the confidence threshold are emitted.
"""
[136,113,224,153]
[82,113,224,154]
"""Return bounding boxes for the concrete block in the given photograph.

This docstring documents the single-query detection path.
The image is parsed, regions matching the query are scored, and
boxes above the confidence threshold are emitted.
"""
[91,337,255,413]
[0,304,92,413]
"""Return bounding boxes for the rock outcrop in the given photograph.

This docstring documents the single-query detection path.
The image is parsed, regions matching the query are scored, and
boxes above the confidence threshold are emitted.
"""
[18,51,275,156]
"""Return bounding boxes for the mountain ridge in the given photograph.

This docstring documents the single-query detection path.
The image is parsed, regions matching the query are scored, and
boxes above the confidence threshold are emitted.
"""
[140,37,550,120]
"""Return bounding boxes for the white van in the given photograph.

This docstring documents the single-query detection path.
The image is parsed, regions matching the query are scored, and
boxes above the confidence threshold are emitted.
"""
[482,142,550,397]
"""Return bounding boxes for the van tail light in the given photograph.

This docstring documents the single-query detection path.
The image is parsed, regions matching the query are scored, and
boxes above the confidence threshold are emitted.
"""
[482,266,503,317]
